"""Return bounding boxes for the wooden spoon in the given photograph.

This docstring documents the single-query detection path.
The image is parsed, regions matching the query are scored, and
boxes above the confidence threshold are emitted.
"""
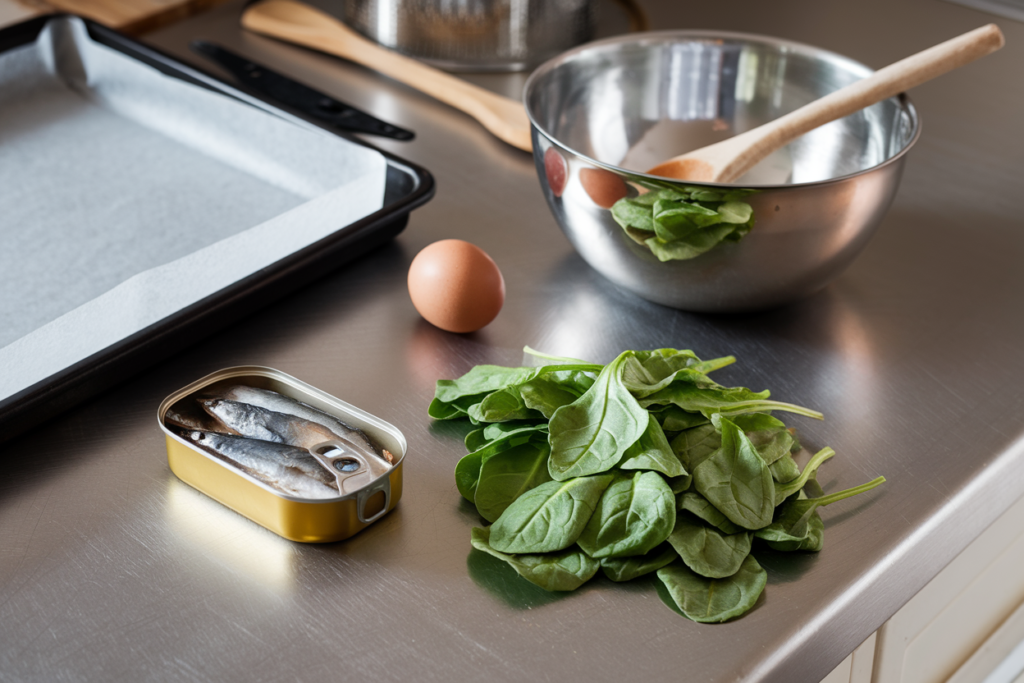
[646,24,1005,183]
[241,0,533,152]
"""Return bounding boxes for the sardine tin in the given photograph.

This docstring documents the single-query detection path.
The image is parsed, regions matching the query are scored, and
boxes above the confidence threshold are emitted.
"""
[159,366,405,543]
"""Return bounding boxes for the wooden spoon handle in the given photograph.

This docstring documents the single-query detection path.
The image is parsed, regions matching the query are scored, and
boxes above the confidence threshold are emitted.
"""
[241,0,533,151]
[717,23,1004,182]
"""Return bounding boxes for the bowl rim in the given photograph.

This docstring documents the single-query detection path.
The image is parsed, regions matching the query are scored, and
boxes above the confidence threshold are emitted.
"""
[522,29,922,190]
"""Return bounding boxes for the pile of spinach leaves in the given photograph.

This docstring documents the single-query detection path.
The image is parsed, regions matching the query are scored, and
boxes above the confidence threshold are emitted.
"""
[430,347,884,623]
[611,187,756,262]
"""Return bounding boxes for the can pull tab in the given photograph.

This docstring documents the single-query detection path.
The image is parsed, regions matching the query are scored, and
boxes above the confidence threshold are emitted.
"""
[356,481,391,524]
[308,440,391,522]
[309,440,367,487]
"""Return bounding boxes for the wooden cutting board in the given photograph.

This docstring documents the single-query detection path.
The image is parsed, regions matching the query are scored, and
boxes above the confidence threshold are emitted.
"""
[0,0,228,34]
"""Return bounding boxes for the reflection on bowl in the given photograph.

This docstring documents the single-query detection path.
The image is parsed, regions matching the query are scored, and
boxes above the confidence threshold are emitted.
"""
[524,31,920,312]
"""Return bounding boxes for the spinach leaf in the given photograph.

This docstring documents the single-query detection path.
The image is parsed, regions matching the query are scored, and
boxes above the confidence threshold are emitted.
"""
[718,201,754,224]
[668,474,693,494]
[434,365,537,405]
[769,454,801,483]
[730,413,794,466]
[432,346,886,624]
[428,397,467,420]
[475,441,553,523]
[624,360,743,401]
[773,447,834,506]
[642,380,822,421]
[468,388,545,423]
[489,474,614,554]
[456,423,549,503]
[756,503,826,552]
[548,368,598,393]
[611,189,756,263]
[646,224,744,262]
[455,451,483,502]
[611,195,659,235]
[548,352,650,480]
[657,555,767,623]
[755,476,886,552]
[633,348,701,373]
[677,492,741,535]
[520,371,595,419]
[621,356,663,397]
[464,428,488,452]
[688,188,725,202]
[652,199,723,242]
[640,377,765,410]
[577,471,676,559]
[623,225,657,246]
[473,368,599,423]
[601,544,678,582]
[428,393,484,420]
[667,511,752,579]
[481,421,548,443]
[710,399,823,421]
[692,417,775,530]
[470,527,599,592]
[619,413,686,478]
[690,356,738,375]
[652,405,709,432]
[434,361,602,420]
[671,424,721,472]
[470,424,547,459]
[622,348,724,398]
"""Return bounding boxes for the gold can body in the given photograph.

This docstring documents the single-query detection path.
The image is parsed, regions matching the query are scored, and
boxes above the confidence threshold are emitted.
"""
[159,367,405,543]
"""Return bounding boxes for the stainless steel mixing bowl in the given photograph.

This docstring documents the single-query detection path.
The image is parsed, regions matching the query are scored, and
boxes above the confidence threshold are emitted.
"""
[341,0,596,72]
[523,31,920,312]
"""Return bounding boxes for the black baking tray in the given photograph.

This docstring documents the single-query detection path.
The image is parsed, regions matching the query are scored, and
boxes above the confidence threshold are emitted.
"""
[0,15,434,443]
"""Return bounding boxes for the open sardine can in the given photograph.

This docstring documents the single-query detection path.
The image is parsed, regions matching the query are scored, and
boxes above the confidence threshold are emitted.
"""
[158,366,405,542]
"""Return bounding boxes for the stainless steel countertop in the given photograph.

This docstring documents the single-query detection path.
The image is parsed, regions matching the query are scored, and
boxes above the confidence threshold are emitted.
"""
[4,1,1024,681]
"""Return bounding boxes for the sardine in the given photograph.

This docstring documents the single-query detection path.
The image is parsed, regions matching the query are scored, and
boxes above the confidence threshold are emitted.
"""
[165,400,233,433]
[209,385,394,464]
[200,399,340,449]
[199,397,394,483]
[181,429,340,499]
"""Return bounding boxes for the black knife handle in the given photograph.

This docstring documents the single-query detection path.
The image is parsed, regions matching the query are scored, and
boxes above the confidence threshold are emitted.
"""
[190,40,414,141]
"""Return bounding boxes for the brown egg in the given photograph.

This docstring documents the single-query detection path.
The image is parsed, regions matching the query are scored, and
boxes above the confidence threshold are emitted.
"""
[407,240,505,333]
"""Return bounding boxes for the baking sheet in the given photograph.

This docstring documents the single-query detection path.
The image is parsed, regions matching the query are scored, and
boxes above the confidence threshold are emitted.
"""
[0,17,389,404]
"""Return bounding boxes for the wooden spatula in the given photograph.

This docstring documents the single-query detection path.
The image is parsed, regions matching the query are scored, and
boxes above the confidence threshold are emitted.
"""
[241,0,533,152]
[646,24,1004,183]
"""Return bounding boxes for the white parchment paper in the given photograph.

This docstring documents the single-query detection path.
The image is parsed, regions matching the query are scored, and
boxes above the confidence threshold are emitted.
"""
[0,18,388,401]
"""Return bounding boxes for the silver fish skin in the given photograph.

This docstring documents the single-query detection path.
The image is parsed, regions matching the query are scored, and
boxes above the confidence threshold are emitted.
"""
[184,430,339,500]
[200,399,340,449]
[212,386,387,461]
[200,397,393,483]
[200,398,393,482]
[165,402,234,434]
